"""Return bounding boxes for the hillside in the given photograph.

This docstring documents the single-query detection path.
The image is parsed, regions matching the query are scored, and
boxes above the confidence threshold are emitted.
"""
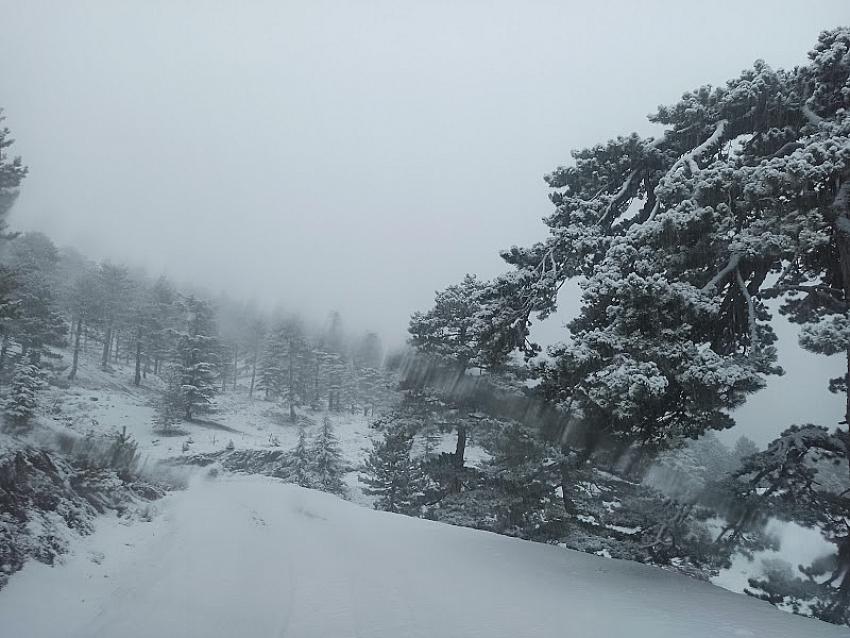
[0,474,844,638]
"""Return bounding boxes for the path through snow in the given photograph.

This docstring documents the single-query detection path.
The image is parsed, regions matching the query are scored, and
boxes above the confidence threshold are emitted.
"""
[0,475,845,638]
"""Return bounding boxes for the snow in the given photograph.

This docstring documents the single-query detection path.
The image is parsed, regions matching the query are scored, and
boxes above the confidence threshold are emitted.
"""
[1,474,844,638]
[37,347,379,486]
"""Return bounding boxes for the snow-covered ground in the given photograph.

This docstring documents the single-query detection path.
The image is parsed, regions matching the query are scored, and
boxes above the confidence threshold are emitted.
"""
[36,348,380,488]
[6,347,843,635]
[0,473,843,638]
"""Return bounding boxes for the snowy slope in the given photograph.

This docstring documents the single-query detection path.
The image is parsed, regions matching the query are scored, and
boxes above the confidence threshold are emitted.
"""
[0,475,843,638]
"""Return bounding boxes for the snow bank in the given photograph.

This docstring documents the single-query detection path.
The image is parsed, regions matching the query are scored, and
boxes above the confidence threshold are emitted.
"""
[0,475,843,638]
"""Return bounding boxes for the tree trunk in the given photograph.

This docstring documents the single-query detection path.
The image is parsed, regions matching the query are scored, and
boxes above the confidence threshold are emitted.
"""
[833,180,850,478]
[101,325,112,369]
[69,317,83,380]
[232,345,238,391]
[288,338,296,422]
[249,350,258,399]
[558,459,575,517]
[0,333,9,384]
[450,424,467,494]
[134,325,142,386]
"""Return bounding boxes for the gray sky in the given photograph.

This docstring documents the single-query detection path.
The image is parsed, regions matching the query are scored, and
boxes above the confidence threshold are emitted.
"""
[1,1,847,444]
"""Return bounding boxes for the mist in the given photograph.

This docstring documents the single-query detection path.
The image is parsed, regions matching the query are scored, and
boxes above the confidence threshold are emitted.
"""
[2,1,848,445]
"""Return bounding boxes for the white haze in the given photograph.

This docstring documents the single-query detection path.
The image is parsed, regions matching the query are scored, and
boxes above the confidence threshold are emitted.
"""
[1,0,847,444]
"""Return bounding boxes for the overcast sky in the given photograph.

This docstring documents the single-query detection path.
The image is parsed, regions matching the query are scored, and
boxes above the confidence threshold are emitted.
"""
[1,1,847,444]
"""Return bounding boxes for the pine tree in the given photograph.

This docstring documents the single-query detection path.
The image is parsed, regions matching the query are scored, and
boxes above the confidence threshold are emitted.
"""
[2,233,68,364]
[257,321,288,400]
[246,317,266,399]
[725,425,850,624]
[309,416,346,496]
[279,317,309,421]
[0,109,27,237]
[290,426,313,488]
[408,274,487,369]
[153,364,185,433]
[465,30,850,551]
[177,296,219,421]
[3,354,45,431]
[65,265,98,381]
[148,276,181,376]
[407,275,494,492]
[94,263,133,370]
[360,427,424,514]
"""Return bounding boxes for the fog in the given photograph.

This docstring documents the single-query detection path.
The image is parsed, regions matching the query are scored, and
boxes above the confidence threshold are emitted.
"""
[1,1,847,444]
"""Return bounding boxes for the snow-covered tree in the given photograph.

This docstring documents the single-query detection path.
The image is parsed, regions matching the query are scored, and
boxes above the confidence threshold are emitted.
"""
[470,27,849,467]
[94,263,133,370]
[3,354,45,431]
[246,317,266,399]
[257,317,309,419]
[360,427,424,514]
[65,263,99,380]
[725,425,850,624]
[477,421,562,536]
[406,275,499,492]
[176,296,219,421]
[147,276,181,376]
[1,232,68,366]
[153,364,185,433]
[409,274,488,370]
[309,416,346,496]
[257,321,289,401]
[0,109,27,237]
[290,426,313,488]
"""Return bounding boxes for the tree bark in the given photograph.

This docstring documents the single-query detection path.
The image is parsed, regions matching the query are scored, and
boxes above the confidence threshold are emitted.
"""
[450,424,467,493]
[69,317,83,380]
[249,349,258,399]
[288,338,296,422]
[0,333,9,383]
[101,325,112,369]
[833,179,850,477]
[232,345,238,391]
[133,325,142,386]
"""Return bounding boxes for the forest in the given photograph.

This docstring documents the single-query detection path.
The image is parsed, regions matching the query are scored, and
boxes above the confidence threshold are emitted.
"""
[1,23,849,633]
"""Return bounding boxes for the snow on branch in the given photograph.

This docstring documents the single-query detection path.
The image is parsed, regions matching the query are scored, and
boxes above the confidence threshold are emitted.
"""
[701,252,741,292]
[648,119,728,220]
[599,170,639,226]
[735,267,758,352]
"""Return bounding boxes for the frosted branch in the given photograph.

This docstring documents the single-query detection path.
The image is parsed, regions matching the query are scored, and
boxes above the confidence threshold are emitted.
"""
[701,252,742,292]
[736,268,758,352]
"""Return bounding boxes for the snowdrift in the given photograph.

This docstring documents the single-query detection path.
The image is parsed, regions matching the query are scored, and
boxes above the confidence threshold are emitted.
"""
[0,475,844,638]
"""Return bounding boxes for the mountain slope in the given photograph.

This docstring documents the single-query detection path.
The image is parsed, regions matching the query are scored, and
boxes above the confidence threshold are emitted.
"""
[0,474,843,638]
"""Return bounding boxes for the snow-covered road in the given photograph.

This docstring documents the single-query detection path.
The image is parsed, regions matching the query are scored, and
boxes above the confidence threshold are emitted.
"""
[1,474,845,638]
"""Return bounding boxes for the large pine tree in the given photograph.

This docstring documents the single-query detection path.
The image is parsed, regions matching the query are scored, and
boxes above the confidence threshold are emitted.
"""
[467,27,850,625]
